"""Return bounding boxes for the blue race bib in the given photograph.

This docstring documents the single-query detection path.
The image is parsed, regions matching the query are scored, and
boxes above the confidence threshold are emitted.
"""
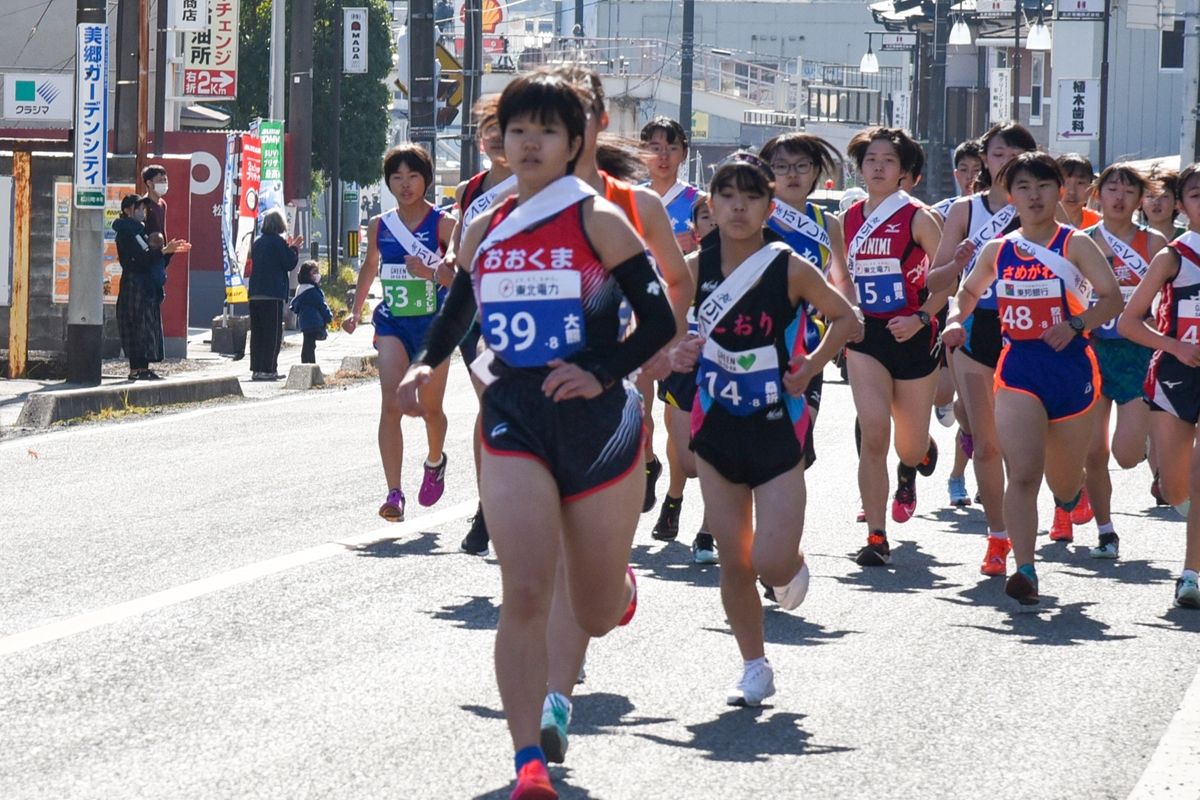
[697,340,781,416]
[854,257,907,314]
[480,270,585,367]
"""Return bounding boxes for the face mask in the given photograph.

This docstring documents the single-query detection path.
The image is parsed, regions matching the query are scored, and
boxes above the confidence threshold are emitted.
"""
[153,181,168,196]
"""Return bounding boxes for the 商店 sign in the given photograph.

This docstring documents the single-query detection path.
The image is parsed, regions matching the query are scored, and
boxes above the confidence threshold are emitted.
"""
[171,0,209,30]
[2,73,73,125]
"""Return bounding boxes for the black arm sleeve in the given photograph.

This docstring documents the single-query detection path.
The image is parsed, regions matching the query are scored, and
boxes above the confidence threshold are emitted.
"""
[414,267,478,368]
[589,251,677,386]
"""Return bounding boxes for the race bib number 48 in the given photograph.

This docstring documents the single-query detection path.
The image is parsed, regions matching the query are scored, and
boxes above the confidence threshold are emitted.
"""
[380,263,437,317]
[998,279,1064,340]
[1178,299,1200,344]
[697,341,781,416]
[854,258,906,313]
[480,270,586,367]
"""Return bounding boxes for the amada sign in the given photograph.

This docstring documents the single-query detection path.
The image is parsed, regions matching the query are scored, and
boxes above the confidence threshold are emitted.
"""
[2,73,74,125]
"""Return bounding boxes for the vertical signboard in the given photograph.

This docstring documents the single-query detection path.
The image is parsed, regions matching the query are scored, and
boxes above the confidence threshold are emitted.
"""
[344,8,369,74]
[1056,78,1100,141]
[51,182,136,303]
[74,23,109,209]
[222,135,248,304]
[183,0,239,98]
[989,68,1011,124]
[172,0,209,30]
[256,119,285,219]
[236,134,261,285]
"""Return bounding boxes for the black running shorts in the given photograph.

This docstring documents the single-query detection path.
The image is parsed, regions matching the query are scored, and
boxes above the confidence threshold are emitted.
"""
[847,315,940,381]
[691,403,812,488]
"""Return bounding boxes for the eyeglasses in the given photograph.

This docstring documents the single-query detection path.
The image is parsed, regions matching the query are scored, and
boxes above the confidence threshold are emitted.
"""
[769,161,815,175]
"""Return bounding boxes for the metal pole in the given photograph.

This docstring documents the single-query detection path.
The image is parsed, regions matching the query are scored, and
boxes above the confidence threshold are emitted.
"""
[1098,0,1111,167]
[136,0,149,175]
[680,0,695,184]
[929,0,949,199]
[575,0,584,33]
[153,0,167,155]
[1012,3,1021,121]
[114,0,138,154]
[68,0,107,386]
[460,0,482,179]
[269,0,287,120]
[410,0,438,201]
[1180,0,1199,163]
[331,0,342,267]
[289,0,314,201]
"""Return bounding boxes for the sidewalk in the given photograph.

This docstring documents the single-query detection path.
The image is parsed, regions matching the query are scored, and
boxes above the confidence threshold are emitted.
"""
[0,324,379,429]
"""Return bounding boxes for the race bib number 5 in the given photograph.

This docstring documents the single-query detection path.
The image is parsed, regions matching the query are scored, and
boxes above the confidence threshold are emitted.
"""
[1178,299,1200,344]
[380,263,437,317]
[854,258,906,314]
[480,270,586,367]
[697,341,781,417]
[997,279,1065,341]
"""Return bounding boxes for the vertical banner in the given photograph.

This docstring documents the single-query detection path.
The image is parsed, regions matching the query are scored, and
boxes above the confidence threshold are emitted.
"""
[1056,78,1100,141]
[182,0,239,98]
[236,134,261,291]
[0,175,11,306]
[171,0,209,30]
[222,134,248,304]
[989,68,1011,124]
[257,119,285,219]
[74,23,109,209]
[344,7,369,74]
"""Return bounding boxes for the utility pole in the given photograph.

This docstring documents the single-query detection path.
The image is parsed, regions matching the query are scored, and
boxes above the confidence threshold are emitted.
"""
[269,0,287,121]
[410,0,438,201]
[330,0,343,267]
[1098,0,1112,167]
[113,0,139,154]
[575,0,584,33]
[680,0,695,184]
[1012,2,1022,121]
[136,0,149,175]
[67,0,108,386]
[289,0,315,202]
[460,0,482,179]
[1181,0,1200,163]
[928,0,949,199]
[153,0,167,155]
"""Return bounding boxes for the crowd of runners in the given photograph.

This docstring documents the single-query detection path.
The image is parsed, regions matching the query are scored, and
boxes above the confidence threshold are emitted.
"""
[337,64,1200,799]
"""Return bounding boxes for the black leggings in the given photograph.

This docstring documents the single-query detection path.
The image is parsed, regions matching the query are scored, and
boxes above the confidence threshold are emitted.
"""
[249,299,284,374]
[301,330,319,364]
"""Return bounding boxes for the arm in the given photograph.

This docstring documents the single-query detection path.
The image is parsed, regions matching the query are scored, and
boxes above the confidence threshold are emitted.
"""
[925,198,976,294]
[343,217,380,333]
[824,214,856,304]
[1040,232,1122,351]
[633,188,693,346]
[888,208,947,342]
[783,253,862,396]
[1116,248,1199,366]
[942,240,1001,349]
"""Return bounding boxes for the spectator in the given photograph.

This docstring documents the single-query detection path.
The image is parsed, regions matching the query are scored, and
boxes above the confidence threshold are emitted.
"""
[247,208,303,380]
[141,164,169,237]
[289,260,333,364]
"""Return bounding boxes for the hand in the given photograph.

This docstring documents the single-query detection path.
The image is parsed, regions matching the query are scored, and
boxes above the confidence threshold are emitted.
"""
[434,257,457,288]
[341,315,359,334]
[887,314,925,343]
[396,365,433,416]
[640,348,673,381]
[542,359,604,401]
[941,321,966,350]
[668,335,705,372]
[1041,321,1077,352]
[406,254,436,281]
[846,309,866,343]
[163,239,192,254]
[1171,340,1200,367]
[287,234,305,248]
[783,353,818,397]
[952,239,977,271]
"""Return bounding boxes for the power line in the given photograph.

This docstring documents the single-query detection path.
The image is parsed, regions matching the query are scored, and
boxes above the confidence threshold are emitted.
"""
[14,0,56,64]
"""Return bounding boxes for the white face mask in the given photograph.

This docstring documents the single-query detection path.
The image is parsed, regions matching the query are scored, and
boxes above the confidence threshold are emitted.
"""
[153,181,168,197]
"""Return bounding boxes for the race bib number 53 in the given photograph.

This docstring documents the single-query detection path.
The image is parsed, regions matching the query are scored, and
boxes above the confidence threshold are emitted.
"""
[380,263,437,317]
[480,271,586,367]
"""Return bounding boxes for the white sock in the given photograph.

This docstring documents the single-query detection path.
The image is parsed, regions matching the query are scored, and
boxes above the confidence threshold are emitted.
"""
[1097,522,1115,535]
[1183,569,1199,582]
[425,454,445,468]
[989,530,1009,541]
[744,657,768,670]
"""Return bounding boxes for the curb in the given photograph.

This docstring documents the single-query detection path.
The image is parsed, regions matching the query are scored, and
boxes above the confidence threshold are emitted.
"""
[339,354,378,373]
[285,364,325,390]
[15,376,245,428]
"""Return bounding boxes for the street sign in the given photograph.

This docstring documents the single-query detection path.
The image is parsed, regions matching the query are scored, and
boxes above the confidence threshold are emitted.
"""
[1057,0,1105,19]
[182,0,239,98]
[976,0,1016,18]
[989,68,1011,124]
[171,0,209,31]
[1056,78,1099,141]
[74,23,108,209]
[880,33,917,51]
[2,73,73,124]
[344,8,368,74]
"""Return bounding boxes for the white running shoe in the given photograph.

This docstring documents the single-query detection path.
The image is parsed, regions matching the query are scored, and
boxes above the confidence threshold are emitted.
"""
[770,560,810,611]
[726,660,776,707]
[934,403,955,428]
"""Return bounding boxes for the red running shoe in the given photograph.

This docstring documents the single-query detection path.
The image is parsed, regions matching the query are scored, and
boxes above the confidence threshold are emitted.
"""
[1070,488,1094,525]
[892,481,917,523]
[511,760,557,800]
[980,536,1011,576]
[1049,507,1074,542]
[618,566,637,626]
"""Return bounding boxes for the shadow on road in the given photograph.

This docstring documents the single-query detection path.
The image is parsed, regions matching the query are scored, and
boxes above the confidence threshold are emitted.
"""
[924,506,989,535]
[1135,606,1200,633]
[1057,553,1176,585]
[635,707,854,762]
[956,600,1138,645]
[474,766,599,800]
[629,542,721,589]
[462,693,675,734]
[346,531,450,558]
[702,607,859,648]
[429,595,499,630]
[832,540,959,594]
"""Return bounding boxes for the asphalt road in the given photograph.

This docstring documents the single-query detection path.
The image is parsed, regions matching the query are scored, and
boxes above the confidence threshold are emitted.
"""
[1,362,1197,799]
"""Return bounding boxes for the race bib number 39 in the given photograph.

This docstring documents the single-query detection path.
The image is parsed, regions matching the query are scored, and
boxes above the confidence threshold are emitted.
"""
[854,258,906,313]
[697,341,781,417]
[380,263,437,317]
[480,271,586,367]
[1092,286,1137,340]
[1178,299,1200,344]
[998,279,1064,340]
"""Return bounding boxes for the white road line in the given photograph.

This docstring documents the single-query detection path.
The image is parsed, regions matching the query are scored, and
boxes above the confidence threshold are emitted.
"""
[0,500,478,657]
[1128,662,1200,800]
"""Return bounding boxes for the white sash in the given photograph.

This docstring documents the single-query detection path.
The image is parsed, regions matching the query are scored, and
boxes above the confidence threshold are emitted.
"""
[380,211,441,268]
[1174,231,1200,285]
[847,191,913,268]
[1097,225,1150,281]
[696,242,791,337]
[1006,232,1092,306]
[461,174,518,230]
[969,199,1018,250]
[770,199,832,252]
[471,176,597,270]
[658,180,689,209]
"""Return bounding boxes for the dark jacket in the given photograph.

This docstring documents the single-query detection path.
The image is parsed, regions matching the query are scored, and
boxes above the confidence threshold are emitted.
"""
[112,216,151,276]
[247,232,299,300]
[289,284,334,332]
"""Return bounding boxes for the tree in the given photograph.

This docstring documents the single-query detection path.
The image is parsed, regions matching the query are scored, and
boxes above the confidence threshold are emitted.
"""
[229,0,394,188]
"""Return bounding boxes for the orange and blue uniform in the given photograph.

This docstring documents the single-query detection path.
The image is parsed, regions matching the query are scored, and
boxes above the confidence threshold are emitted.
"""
[993,226,1101,421]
